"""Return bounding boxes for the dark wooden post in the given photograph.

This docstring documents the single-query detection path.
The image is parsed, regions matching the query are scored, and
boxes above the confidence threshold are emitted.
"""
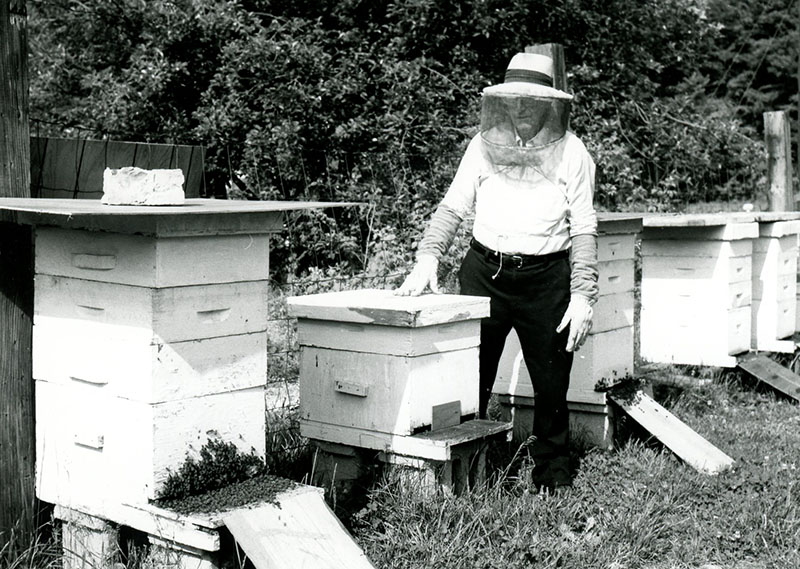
[1,0,35,547]
[764,111,795,211]
[524,43,567,91]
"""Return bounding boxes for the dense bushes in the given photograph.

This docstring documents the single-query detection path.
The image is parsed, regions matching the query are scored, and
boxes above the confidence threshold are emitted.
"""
[28,0,784,277]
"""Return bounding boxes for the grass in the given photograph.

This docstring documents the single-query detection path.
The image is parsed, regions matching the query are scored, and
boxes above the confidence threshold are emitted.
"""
[348,369,800,569]
[0,527,60,569]
[4,367,798,569]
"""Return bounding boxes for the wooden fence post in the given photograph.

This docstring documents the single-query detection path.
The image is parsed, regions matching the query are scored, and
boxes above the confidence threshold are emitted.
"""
[764,111,795,211]
[1,0,35,547]
[524,43,567,91]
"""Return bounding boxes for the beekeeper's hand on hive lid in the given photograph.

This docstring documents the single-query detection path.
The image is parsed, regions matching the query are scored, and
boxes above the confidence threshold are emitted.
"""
[395,254,440,296]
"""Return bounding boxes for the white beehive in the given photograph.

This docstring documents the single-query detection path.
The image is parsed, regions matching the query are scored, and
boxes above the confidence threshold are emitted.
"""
[640,214,758,367]
[751,219,800,352]
[23,201,306,520]
[288,289,489,444]
[34,226,271,515]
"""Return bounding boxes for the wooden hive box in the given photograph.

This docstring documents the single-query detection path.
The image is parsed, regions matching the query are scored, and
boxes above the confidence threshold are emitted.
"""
[32,225,273,517]
[491,213,642,448]
[0,198,353,523]
[287,289,490,443]
[640,214,758,367]
[751,218,800,352]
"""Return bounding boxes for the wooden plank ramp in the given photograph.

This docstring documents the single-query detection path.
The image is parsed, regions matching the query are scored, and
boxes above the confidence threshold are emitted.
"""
[610,391,734,475]
[224,486,376,569]
[737,354,800,402]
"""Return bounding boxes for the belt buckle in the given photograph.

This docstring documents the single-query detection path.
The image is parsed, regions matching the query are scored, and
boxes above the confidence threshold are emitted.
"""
[510,254,524,269]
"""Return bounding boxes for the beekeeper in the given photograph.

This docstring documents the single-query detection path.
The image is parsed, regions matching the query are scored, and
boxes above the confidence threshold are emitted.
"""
[396,52,598,491]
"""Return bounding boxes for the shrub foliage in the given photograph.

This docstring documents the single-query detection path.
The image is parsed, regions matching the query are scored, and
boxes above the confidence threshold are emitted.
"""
[28,0,783,276]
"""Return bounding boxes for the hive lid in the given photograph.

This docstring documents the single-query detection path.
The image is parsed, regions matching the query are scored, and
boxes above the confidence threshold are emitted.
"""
[0,197,358,237]
[287,289,490,327]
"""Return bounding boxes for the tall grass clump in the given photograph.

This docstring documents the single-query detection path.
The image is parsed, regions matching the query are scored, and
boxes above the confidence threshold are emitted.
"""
[0,524,60,569]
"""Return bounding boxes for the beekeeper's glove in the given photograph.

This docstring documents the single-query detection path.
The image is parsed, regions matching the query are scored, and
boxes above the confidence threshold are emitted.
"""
[556,294,593,352]
[395,255,440,296]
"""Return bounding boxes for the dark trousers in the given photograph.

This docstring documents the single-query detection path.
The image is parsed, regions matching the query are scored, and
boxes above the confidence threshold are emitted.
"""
[458,244,573,484]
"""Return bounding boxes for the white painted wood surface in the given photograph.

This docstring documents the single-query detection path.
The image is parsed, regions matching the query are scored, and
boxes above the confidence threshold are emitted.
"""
[642,238,752,258]
[0,197,350,236]
[299,347,480,436]
[597,233,636,261]
[56,502,220,552]
[640,222,754,367]
[300,419,510,462]
[36,380,267,512]
[58,513,118,569]
[640,305,750,367]
[35,228,270,287]
[751,233,798,351]
[612,390,734,475]
[224,487,376,569]
[288,289,489,327]
[33,326,266,403]
[592,291,635,333]
[642,278,752,311]
[642,253,752,282]
[758,219,800,238]
[596,259,635,295]
[34,276,268,342]
[296,318,480,357]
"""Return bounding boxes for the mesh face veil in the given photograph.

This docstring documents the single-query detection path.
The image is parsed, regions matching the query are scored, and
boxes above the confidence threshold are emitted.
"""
[479,93,570,168]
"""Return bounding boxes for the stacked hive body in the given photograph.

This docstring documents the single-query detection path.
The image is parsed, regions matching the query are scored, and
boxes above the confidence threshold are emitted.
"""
[640,214,758,367]
[751,216,800,352]
[289,289,489,448]
[288,289,511,494]
[492,214,642,448]
[0,198,312,522]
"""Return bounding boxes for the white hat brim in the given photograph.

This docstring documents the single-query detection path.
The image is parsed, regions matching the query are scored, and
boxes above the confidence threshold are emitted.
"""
[482,82,573,101]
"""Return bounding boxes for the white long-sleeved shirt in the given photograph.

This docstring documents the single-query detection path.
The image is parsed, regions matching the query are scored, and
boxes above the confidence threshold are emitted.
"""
[441,131,597,255]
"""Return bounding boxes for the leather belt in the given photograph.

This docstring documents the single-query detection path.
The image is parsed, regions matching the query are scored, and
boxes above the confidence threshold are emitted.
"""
[470,238,568,270]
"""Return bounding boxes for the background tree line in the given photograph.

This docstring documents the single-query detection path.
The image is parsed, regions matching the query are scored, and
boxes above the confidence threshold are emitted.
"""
[26,0,798,277]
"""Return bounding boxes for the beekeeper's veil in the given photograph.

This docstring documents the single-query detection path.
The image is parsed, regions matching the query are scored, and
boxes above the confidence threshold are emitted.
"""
[480,53,572,171]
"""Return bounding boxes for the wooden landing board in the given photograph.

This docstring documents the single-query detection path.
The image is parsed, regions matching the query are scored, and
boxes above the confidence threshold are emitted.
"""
[737,355,800,402]
[224,488,375,569]
[301,419,511,461]
[610,391,734,475]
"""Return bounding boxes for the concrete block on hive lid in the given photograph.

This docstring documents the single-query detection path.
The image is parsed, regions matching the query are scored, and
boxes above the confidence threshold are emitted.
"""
[102,167,186,205]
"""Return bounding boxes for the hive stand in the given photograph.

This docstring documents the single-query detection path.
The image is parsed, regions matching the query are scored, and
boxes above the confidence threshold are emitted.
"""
[288,289,512,495]
[54,501,220,569]
[492,213,642,448]
[640,213,759,367]
[54,483,375,569]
